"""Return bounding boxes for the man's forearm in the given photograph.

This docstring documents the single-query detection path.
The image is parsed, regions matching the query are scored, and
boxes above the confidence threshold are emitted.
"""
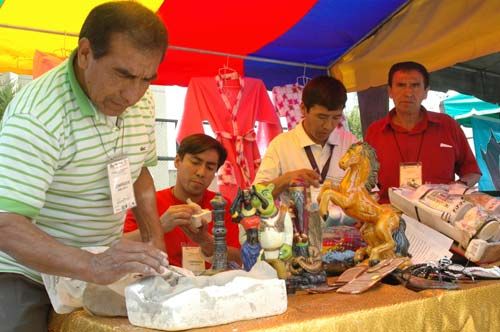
[459,173,481,187]
[122,228,143,242]
[132,167,165,251]
[0,213,94,282]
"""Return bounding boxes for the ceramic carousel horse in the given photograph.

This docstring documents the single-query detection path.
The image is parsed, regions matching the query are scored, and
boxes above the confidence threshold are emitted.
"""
[318,142,409,265]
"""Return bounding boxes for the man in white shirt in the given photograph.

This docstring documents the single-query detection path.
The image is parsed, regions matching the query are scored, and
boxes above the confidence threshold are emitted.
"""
[254,76,358,199]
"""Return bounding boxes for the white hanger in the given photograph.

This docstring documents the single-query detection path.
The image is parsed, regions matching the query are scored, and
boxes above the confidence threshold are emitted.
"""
[53,31,72,58]
[218,56,240,88]
[296,64,311,87]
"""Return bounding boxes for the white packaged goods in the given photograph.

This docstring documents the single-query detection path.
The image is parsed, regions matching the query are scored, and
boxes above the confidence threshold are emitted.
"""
[389,185,500,263]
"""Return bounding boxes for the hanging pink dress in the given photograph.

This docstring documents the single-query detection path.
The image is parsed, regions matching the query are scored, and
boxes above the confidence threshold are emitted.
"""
[177,74,282,200]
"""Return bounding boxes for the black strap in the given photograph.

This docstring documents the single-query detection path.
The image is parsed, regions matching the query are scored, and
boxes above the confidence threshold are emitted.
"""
[304,145,334,184]
[392,130,425,163]
[414,206,422,222]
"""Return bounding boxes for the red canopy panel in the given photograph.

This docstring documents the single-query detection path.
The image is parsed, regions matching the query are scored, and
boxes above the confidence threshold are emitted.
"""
[154,0,317,86]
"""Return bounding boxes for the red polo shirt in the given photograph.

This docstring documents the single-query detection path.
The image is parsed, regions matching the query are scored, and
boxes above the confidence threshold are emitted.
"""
[123,187,240,267]
[365,108,480,203]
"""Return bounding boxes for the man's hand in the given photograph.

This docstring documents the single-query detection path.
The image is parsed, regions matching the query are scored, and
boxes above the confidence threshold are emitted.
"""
[88,238,169,285]
[180,220,214,257]
[287,169,321,187]
[159,204,197,233]
[267,168,322,197]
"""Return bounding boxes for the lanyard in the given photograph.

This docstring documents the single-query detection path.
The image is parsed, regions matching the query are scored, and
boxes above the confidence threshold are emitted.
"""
[304,144,334,183]
[92,116,124,159]
[392,130,424,163]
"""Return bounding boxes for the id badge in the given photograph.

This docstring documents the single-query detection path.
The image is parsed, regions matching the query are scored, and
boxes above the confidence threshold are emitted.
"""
[107,157,136,214]
[182,245,206,275]
[399,162,422,187]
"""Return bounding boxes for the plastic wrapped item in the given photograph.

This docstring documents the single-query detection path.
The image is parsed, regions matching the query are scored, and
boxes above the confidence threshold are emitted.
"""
[389,185,500,263]
[389,186,474,241]
[464,192,500,215]
[417,187,474,223]
[453,207,500,247]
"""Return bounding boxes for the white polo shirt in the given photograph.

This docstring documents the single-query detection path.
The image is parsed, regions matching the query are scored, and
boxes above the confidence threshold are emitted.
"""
[254,121,358,186]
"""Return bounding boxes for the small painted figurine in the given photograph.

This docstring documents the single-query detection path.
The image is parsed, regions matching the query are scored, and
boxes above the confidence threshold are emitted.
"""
[230,188,257,223]
[231,188,261,271]
[252,183,293,279]
[288,180,310,257]
[239,215,261,271]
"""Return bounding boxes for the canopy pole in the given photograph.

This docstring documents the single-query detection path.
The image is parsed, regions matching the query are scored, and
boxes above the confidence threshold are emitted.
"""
[0,23,327,70]
[168,45,327,70]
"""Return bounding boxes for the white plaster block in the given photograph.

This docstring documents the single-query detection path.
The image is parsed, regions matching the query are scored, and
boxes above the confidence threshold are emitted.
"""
[126,262,287,330]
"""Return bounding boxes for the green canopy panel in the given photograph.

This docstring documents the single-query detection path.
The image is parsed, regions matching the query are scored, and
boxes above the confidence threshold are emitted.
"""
[441,93,500,127]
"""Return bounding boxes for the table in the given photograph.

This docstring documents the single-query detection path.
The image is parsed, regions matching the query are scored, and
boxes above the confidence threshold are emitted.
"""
[48,280,500,332]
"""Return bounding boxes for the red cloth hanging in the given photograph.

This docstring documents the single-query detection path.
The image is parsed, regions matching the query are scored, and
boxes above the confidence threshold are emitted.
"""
[177,75,282,200]
[32,50,65,78]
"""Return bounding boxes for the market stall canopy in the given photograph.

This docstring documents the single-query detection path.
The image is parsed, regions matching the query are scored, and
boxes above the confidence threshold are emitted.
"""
[0,0,406,88]
[0,0,162,74]
[441,93,500,128]
[1,0,499,94]
[430,52,500,105]
[329,0,500,96]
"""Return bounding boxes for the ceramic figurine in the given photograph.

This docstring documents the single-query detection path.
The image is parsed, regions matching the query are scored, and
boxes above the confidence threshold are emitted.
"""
[231,188,262,271]
[210,193,228,272]
[239,215,261,271]
[318,142,409,265]
[288,180,310,257]
[285,201,325,288]
[230,188,257,223]
[252,183,293,279]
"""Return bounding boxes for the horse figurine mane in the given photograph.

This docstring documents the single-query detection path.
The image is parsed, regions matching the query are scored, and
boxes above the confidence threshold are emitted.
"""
[318,142,409,265]
[358,142,379,192]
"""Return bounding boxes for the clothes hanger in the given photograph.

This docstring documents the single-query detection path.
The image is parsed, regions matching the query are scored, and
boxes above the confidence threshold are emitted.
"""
[218,56,240,88]
[52,32,72,58]
[296,64,311,87]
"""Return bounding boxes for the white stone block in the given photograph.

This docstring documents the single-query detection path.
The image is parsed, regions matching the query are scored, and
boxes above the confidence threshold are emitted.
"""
[126,262,287,331]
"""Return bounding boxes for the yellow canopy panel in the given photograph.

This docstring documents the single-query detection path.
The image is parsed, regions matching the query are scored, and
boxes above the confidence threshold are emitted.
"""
[0,0,163,74]
[330,0,500,92]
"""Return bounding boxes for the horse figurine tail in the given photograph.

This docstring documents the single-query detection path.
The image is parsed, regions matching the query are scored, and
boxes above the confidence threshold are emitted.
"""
[393,217,410,257]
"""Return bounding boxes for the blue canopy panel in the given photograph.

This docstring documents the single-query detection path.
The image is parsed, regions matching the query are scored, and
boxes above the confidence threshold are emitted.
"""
[244,0,407,89]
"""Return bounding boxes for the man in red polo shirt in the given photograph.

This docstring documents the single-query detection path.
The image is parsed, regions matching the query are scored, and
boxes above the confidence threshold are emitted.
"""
[124,134,241,270]
[365,61,481,203]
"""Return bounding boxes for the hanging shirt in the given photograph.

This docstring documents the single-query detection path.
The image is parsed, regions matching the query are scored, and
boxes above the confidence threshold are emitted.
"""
[271,83,350,131]
[178,75,282,200]
[272,83,304,130]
